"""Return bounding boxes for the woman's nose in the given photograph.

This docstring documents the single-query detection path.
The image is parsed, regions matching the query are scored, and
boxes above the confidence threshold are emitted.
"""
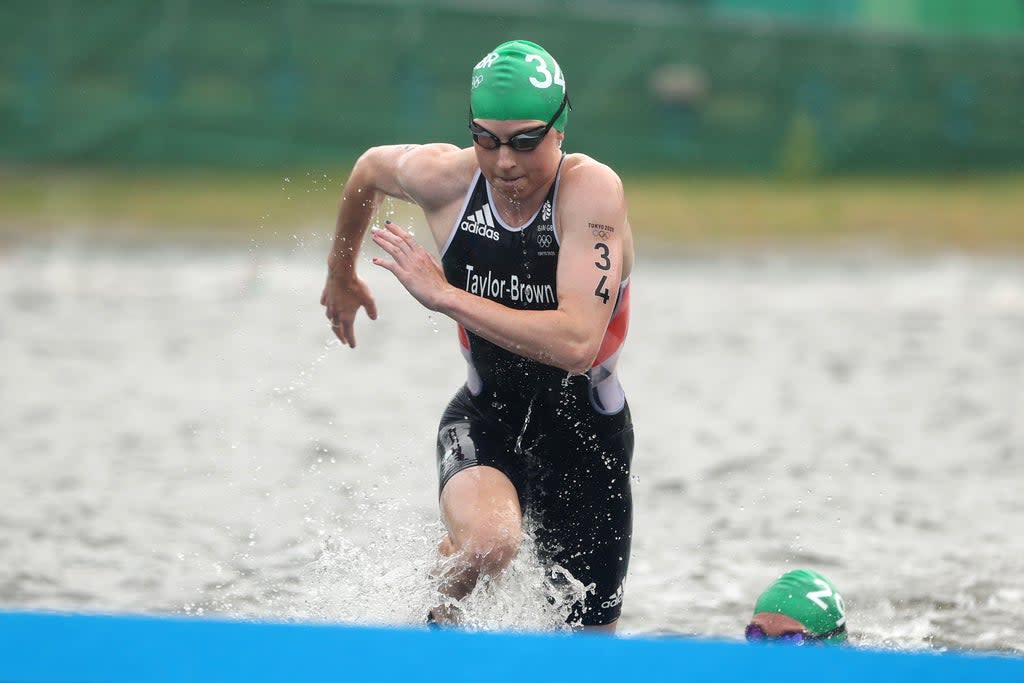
[495,145,517,169]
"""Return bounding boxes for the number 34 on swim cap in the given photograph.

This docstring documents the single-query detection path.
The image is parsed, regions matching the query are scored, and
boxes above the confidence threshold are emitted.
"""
[470,40,570,132]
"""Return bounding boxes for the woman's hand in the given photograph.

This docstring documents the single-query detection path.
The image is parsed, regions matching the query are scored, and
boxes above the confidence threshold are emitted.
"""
[371,221,454,313]
[320,271,378,348]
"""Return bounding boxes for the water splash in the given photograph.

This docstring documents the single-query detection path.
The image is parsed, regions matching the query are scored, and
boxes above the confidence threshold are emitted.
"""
[433,528,592,633]
[285,523,440,626]
[262,514,589,633]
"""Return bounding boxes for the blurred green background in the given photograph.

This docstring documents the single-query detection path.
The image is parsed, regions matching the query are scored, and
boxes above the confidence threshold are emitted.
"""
[1,0,1022,247]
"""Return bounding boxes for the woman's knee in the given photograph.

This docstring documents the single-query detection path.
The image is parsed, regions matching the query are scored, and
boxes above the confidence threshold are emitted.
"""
[439,465,524,574]
[459,522,522,574]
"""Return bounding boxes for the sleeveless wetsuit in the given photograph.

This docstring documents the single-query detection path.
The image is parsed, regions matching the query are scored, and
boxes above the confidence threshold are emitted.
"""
[435,160,634,626]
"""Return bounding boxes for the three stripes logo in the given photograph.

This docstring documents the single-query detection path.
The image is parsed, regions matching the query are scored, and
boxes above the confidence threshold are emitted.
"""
[460,203,500,241]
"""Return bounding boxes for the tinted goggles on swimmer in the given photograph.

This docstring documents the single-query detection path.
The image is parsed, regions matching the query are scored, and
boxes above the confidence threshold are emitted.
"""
[744,623,846,645]
[468,94,571,151]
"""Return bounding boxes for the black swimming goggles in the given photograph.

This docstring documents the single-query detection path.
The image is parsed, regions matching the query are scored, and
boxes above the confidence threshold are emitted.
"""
[744,622,846,645]
[468,94,571,152]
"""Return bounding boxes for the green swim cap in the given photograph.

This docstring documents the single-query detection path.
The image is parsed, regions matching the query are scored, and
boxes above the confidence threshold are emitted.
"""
[470,40,569,132]
[753,569,848,644]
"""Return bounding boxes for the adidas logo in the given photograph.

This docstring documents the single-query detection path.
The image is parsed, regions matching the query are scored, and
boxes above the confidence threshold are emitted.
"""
[460,203,500,241]
[601,584,624,610]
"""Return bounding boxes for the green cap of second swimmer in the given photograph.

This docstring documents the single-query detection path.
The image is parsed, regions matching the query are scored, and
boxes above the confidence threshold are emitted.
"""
[470,40,569,131]
[754,569,848,643]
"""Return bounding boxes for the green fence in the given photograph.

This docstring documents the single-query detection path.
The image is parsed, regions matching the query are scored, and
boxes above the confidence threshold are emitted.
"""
[711,0,1024,37]
[1,0,1022,174]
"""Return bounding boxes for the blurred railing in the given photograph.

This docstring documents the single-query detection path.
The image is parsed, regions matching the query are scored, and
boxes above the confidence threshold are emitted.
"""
[1,0,1022,174]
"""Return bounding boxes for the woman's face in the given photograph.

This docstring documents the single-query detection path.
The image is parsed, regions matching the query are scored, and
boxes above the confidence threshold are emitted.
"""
[748,611,810,638]
[471,118,564,204]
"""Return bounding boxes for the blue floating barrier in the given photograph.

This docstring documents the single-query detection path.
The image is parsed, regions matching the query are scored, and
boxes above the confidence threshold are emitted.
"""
[1,610,1022,683]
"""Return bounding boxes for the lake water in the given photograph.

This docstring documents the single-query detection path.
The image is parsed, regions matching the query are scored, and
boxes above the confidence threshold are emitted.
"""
[2,233,1023,654]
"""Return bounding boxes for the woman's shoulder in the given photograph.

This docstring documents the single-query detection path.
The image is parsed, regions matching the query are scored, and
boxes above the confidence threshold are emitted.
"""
[558,152,624,198]
[398,144,479,208]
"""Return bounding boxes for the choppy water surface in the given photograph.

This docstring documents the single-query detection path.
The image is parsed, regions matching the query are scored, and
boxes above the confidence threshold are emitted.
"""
[1,235,1023,654]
